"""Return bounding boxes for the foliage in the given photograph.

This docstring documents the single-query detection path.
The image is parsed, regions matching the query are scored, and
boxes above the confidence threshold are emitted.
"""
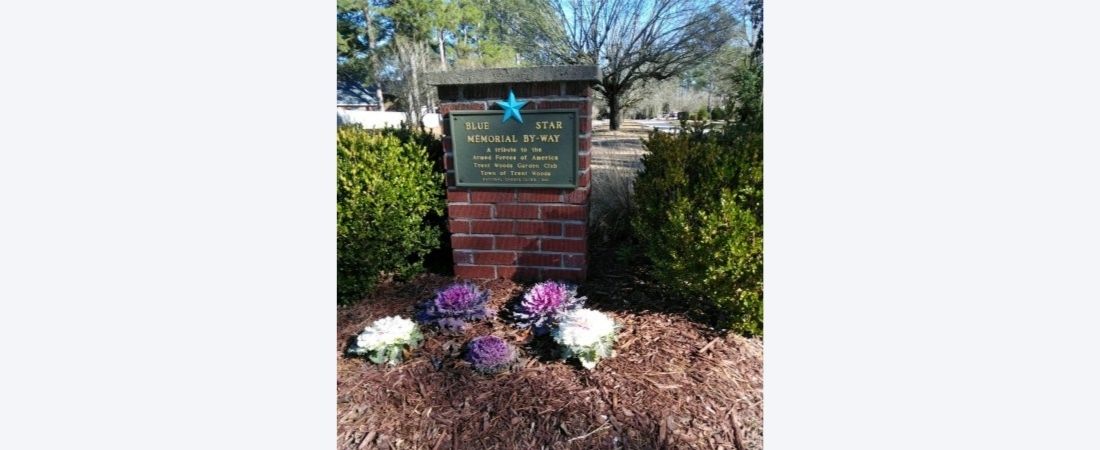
[465,335,518,374]
[709,106,728,121]
[337,125,444,303]
[416,282,493,332]
[513,281,586,335]
[589,161,638,249]
[631,60,763,335]
[336,0,559,85]
[347,316,425,366]
[695,106,710,121]
[552,309,619,370]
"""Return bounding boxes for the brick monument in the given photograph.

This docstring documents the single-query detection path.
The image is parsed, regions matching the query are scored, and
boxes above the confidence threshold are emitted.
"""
[426,65,598,282]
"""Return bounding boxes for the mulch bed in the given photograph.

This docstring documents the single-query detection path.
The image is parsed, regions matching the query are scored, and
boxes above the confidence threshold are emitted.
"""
[337,274,762,450]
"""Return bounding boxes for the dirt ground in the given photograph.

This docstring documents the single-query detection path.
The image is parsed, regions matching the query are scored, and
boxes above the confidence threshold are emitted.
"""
[337,274,763,450]
[590,122,647,173]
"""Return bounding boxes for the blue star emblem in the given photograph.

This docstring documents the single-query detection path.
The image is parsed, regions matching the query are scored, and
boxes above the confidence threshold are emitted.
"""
[495,89,529,124]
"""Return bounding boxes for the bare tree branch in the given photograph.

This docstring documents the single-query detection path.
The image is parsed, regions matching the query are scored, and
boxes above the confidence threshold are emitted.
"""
[534,0,736,129]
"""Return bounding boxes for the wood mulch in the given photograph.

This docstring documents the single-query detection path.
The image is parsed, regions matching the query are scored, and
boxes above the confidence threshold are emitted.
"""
[337,274,762,450]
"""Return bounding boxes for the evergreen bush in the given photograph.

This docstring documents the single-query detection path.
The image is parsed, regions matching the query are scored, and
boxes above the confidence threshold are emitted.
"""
[695,106,710,121]
[337,125,444,303]
[632,62,763,335]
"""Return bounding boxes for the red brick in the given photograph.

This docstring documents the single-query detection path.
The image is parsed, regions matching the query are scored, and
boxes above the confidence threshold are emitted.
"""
[453,250,474,265]
[455,265,495,279]
[449,220,470,234]
[537,100,584,110]
[470,220,514,234]
[579,119,591,133]
[473,251,516,265]
[438,85,462,101]
[578,154,589,170]
[496,266,541,281]
[541,205,586,220]
[447,190,469,202]
[517,189,561,203]
[513,83,561,98]
[564,254,586,268]
[496,204,540,219]
[517,252,562,267]
[440,102,486,115]
[444,154,455,170]
[463,84,507,100]
[542,268,586,282]
[565,81,590,96]
[447,172,456,187]
[496,236,539,250]
[580,137,591,151]
[563,188,589,204]
[564,223,586,238]
[470,190,515,203]
[449,204,492,219]
[452,235,494,250]
[578,171,590,187]
[542,238,586,253]
[516,221,561,236]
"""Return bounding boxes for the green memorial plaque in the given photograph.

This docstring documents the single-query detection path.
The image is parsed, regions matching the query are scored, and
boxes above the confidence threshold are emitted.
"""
[449,109,578,188]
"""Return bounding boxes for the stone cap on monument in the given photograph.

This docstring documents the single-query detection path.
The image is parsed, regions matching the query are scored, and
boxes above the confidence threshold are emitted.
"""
[425,65,599,86]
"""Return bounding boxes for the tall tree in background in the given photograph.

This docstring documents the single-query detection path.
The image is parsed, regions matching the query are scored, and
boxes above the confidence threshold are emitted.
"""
[338,0,394,110]
[749,0,762,62]
[535,0,735,130]
[337,0,565,116]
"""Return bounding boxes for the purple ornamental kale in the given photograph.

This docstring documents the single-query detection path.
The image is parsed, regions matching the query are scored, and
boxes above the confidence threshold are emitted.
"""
[416,282,492,332]
[513,281,586,335]
[466,335,517,373]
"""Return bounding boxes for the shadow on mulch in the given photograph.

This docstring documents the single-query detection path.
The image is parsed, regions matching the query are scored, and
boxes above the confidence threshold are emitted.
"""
[581,242,732,333]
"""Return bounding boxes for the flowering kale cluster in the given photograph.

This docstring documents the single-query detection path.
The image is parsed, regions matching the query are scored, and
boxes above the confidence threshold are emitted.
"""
[416,282,492,332]
[553,308,618,370]
[347,316,423,366]
[513,281,586,335]
[465,335,517,374]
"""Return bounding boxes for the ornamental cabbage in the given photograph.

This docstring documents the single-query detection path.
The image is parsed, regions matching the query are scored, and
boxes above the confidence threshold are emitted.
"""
[552,308,619,370]
[465,335,518,374]
[513,281,586,335]
[417,282,492,332]
[347,316,424,366]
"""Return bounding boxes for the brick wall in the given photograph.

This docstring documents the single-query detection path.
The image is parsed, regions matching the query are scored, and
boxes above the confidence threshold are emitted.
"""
[439,80,592,282]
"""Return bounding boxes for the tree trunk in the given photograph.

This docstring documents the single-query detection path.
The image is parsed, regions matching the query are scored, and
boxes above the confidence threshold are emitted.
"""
[363,4,385,111]
[438,30,447,71]
[410,49,422,125]
[608,92,621,131]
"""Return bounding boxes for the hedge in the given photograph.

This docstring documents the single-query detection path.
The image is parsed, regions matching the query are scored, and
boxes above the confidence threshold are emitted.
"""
[632,62,763,335]
[337,125,444,303]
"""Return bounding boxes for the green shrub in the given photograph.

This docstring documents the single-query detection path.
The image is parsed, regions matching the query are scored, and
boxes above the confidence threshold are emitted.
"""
[337,125,445,303]
[695,106,710,121]
[709,107,727,121]
[632,61,763,335]
[633,129,762,335]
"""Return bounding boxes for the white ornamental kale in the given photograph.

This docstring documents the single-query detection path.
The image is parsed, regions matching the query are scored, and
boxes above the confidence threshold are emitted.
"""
[552,308,619,370]
[348,316,423,366]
